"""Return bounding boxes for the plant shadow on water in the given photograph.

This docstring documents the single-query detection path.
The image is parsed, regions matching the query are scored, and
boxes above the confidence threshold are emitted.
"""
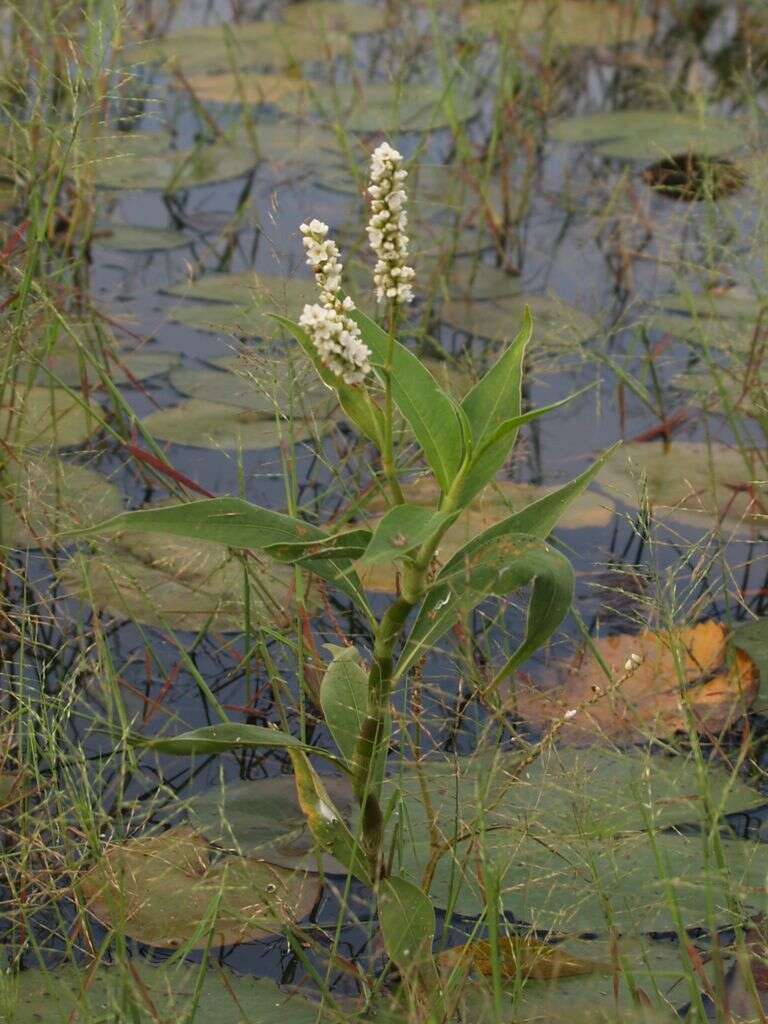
[2,0,768,1020]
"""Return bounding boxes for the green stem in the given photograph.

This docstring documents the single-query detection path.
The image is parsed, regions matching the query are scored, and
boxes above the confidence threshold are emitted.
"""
[381,304,405,506]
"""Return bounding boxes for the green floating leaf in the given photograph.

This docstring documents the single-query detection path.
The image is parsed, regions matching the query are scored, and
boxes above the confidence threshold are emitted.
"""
[551,109,747,160]
[656,287,767,322]
[94,223,192,251]
[25,349,180,388]
[5,960,320,1024]
[169,363,333,417]
[732,618,768,710]
[441,293,599,355]
[168,302,278,338]
[463,0,654,47]
[642,311,755,349]
[274,81,477,133]
[80,828,319,948]
[188,773,354,873]
[598,441,767,535]
[281,1,388,34]
[164,271,315,310]
[122,22,350,75]
[60,530,307,633]
[0,386,102,448]
[140,398,331,450]
[89,130,258,191]
[0,455,122,550]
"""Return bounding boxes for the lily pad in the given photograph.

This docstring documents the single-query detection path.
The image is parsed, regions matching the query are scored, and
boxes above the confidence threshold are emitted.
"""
[281,2,388,35]
[93,223,192,251]
[164,271,315,311]
[641,312,755,349]
[391,827,768,932]
[188,774,353,873]
[80,828,320,948]
[383,743,764,844]
[61,529,306,633]
[598,441,768,535]
[358,478,613,593]
[656,288,768,322]
[167,302,278,338]
[274,81,477,133]
[24,349,180,388]
[463,1,654,48]
[182,72,313,108]
[440,293,599,351]
[141,398,331,449]
[169,364,333,416]
[550,109,747,160]
[0,455,122,549]
[7,960,319,1024]
[0,386,102,448]
[122,22,350,75]
[91,131,259,191]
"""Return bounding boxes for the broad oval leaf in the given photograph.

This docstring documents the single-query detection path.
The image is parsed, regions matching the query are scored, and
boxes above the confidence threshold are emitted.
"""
[378,876,436,970]
[361,504,453,565]
[80,828,319,948]
[320,647,368,766]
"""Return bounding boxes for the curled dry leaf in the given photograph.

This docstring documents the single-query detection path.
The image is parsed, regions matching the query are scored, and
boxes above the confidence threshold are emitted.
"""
[79,827,320,948]
[514,621,757,744]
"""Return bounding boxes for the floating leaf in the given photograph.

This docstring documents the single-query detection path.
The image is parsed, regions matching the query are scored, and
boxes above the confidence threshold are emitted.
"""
[169,363,333,416]
[167,302,278,338]
[598,441,767,535]
[656,288,767,322]
[122,23,350,75]
[61,528,308,633]
[93,223,192,251]
[7,960,319,1024]
[378,876,436,971]
[441,293,599,353]
[515,620,757,744]
[274,81,477,133]
[0,455,122,550]
[188,774,353,873]
[463,1,654,47]
[550,109,747,160]
[183,72,314,109]
[90,131,258,191]
[141,398,331,450]
[447,936,710,1023]
[0,386,101,448]
[642,312,755,349]
[24,348,180,388]
[281,1,388,34]
[732,618,768,710]
[80,828,319,948]
[391,827,768,932]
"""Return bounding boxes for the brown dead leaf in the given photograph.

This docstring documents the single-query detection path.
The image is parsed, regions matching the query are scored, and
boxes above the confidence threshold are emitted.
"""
[514,621,757,745]
[438,936,610,981]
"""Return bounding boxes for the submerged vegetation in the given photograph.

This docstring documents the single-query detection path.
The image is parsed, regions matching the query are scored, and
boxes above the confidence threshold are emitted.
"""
[1,0,768,1021]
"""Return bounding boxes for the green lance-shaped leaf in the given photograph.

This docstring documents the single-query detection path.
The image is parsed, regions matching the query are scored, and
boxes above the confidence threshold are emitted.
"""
[272,314,385,445]
[127,723,349,771]
[378,875,436,971]
[458,384,598,507]
[352,308,464,493]
[360,504,455,565]
[267,527,373,563]
[72,497,371,612]
[397,535,574,681]
[288,748,372,886]
[320,646,368,765]
[441,446,618,577]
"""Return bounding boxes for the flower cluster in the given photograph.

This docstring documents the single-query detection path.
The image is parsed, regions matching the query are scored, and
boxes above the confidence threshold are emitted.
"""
[366,142,415,305]
[299,219,371,386]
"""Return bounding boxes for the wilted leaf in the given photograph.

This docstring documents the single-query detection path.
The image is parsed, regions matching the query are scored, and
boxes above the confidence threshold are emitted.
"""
[79,828,319,948]
[515,620,757,744]
[0,455,122,550]
[438,935,609,981]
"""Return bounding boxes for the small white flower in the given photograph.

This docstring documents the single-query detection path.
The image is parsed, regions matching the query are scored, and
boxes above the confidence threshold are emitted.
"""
[623,653,643,673]
[299,219,371,385]
[366,141,415,305]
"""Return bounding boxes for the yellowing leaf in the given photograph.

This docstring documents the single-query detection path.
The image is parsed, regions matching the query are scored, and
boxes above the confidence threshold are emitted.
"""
[439,935,609,981]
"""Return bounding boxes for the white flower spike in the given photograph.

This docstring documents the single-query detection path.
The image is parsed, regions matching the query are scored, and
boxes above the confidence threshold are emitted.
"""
[367,142,415,305]
[299,219,371,386]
